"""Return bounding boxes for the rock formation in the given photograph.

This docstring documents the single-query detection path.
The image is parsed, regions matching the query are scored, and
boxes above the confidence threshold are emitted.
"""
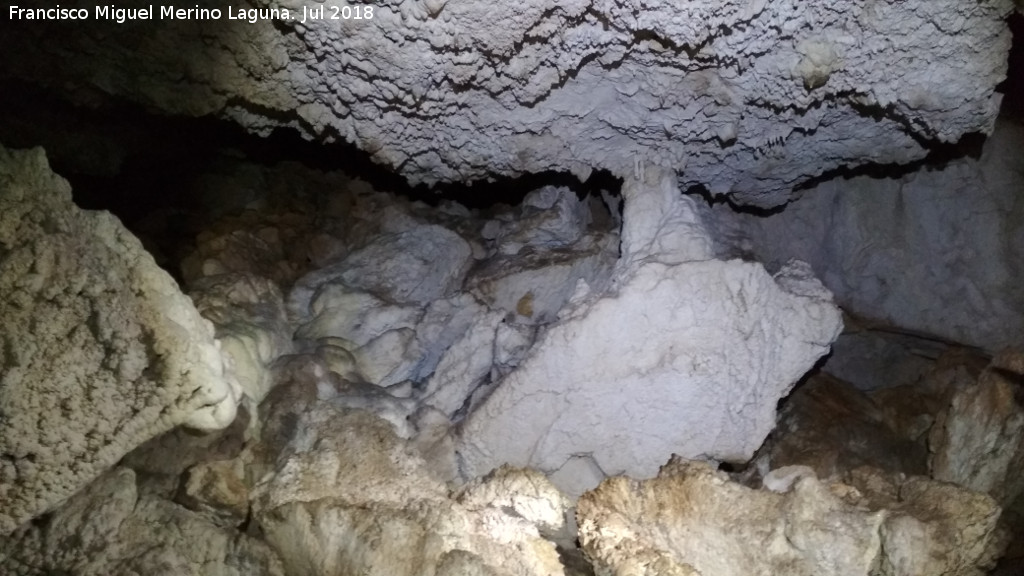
[457,167,842,496]
[0,145,242,535]
[577,458,1003,576]
[0,0,1015,206]
[1,140,1021,573]
[714,119,1024,350]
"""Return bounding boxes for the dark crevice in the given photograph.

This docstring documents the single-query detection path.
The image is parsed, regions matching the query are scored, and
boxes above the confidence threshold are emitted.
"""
[996,11,1024,120]
[792,129,987,196]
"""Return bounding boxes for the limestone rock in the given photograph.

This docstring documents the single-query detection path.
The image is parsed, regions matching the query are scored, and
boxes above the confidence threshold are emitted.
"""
[457,169,842,496]
[0,145,241,535]
[295,222,472,307]
[177,458,251,527]
[770,373,929,479]
[412,294,497,382]
[250,404,566,576]
[717,119,1024,349]
[0,467,283,576]
[182,227,296,287]
[578,458,1003,576]
[421,309,504,417]
[930,349,1024,506]
[352,328,424,388]
[294,283,423,346]
[467,236,616,325]
[577,459,884,576]
[118,404,251,498]
[483,186,592,255]
[845,466,1004,576]
[456,465,572,540]
[0,0,1013,206]
[191,272,293,403]
[269,353,418,438]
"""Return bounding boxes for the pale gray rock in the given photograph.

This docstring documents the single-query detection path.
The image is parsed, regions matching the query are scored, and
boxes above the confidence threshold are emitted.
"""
[353,328,424,388]
[0,145,242,536]
[716,119,1024,350]
[324,223,473,306]
[0,0,1013,206]
[295,283,423,346]
[421,309,505,417]
[412,294,495,382]
[486,186,593,255]
[457,168,842,496]
[492,321,539,377]
[467,235,617,325]
[191,273,294,403]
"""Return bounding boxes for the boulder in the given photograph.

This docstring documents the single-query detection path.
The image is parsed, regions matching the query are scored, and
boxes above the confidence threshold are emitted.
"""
[770,373,929,479]
[577,458,1003,576]
[0,467,283,576]
[930,349,1024,507]
[190,272,293,403]
[250,404,567,576]
[457,167,842,496]
[0,145,241,535]
[292,222,473,308]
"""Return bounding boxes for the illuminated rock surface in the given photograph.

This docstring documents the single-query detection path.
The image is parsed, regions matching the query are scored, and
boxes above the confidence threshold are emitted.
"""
[0,0,1014,206]
[0,146,241,536]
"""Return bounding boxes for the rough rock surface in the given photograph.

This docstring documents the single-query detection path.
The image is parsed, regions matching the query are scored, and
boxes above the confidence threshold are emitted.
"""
[0,145,241,535]
[770,374,929,479]
[190,273,293,403]
[0,467,284,576]
[457,168,842,496]
[930,349,1024,507]
[0,0,1014,206]
[250,403,568,576]
[714,119,1024,349]
[577,458,1003,576]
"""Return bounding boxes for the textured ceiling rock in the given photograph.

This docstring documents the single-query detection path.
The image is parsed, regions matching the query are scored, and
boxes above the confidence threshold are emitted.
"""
[0,145,242,536]
[0,0,1014,205]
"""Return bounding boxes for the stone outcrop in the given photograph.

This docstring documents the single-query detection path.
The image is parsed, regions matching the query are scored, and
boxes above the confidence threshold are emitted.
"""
[577,458,1003,576]
[190,273,293,404]
[0,145,242,535]
[0,467,284,576]
[770,374,929,479]
[713,119,1024,350]
[0,0,1014,207]
[930,349,1024,507]
[249,402,569,576]
[457,167,843,497]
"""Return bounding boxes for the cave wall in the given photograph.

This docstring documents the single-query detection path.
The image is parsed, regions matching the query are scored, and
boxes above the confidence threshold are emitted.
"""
[714,118,1024,351]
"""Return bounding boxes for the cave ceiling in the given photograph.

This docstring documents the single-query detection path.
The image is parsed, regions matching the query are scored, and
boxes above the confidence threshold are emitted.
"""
[0,0,1017,207]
